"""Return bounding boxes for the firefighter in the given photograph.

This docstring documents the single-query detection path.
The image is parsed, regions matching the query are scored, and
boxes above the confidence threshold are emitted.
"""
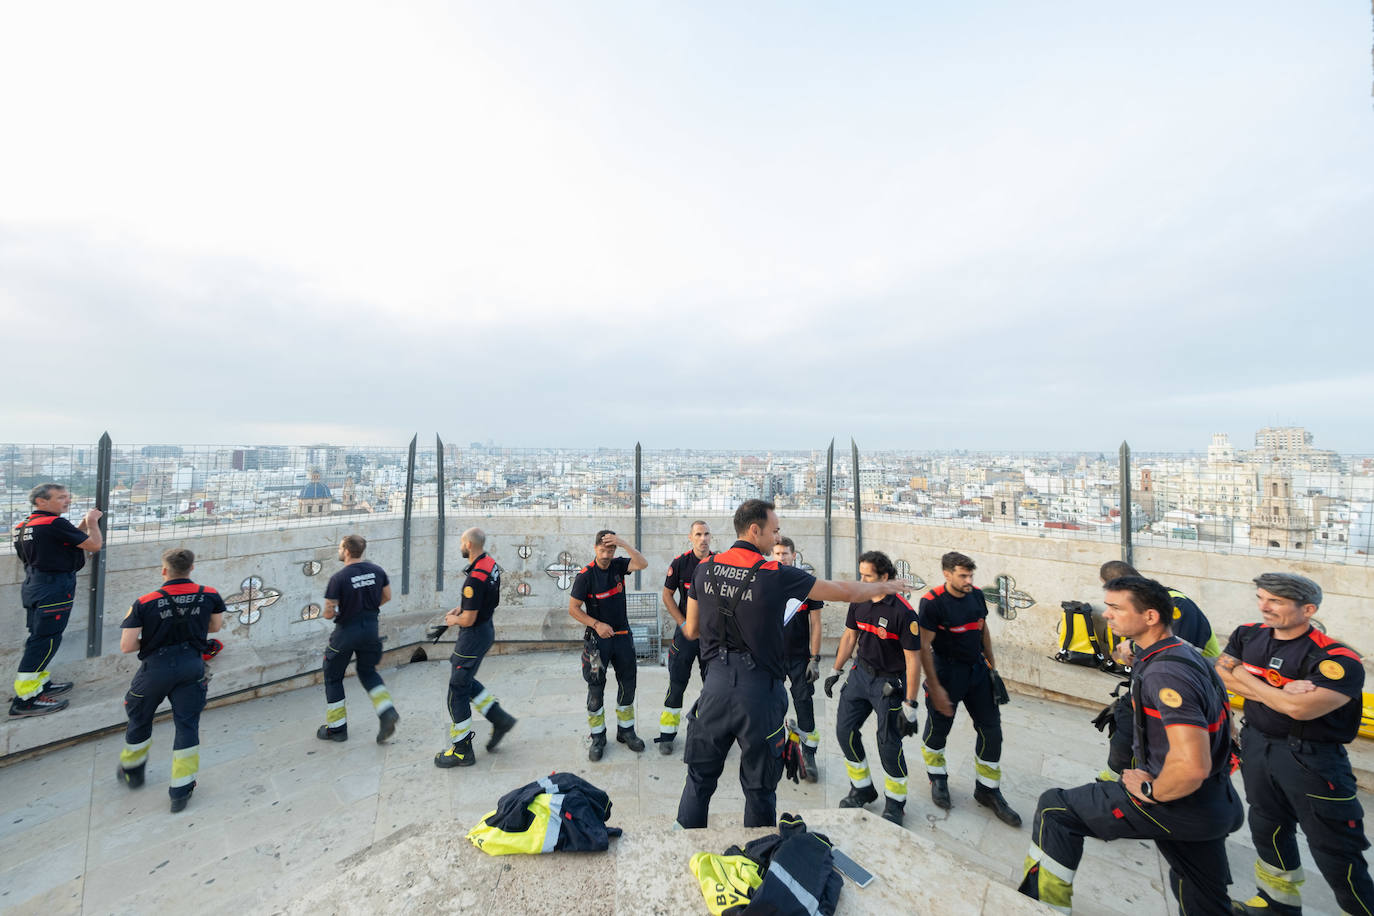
[773,536,822,780]
[1217,572,1372,916]
[10,483,103,716]
[656,520,712,756]
[918,551,1021,827]
[675,499,906,829]
[569,530,649,761]
[435,527,517,768]
[825,550,920,825]
[316,535,398,743]
[116,548,226,813]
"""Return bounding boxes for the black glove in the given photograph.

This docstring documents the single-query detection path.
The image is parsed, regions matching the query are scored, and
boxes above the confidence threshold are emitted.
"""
[898,700,920,738]
[990,668,1010,706]
[583,627,604,677]
[805,656,821,683]
[1091,703,1116,736]
[777,729,802,784]
[426,624,449,644]
[824,671,842,698]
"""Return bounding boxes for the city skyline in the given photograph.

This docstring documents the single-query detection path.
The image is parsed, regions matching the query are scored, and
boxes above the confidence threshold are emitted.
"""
[2,3,1370,450]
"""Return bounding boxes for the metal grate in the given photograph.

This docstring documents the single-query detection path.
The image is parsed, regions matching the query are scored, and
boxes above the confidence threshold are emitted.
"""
[625,591,662,662]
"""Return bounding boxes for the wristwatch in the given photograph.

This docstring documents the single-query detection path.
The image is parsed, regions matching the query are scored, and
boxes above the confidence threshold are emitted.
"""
[1139,780,1154,800]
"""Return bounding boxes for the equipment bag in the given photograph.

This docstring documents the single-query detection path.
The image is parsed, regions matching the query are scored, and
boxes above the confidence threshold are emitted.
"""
[1054,601,1107,668]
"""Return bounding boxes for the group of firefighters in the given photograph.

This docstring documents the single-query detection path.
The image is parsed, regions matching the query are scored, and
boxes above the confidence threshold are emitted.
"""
[10,484,1370,914]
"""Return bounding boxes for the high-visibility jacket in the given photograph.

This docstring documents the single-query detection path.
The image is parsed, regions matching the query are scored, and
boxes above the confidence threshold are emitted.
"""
[467,773,620,856]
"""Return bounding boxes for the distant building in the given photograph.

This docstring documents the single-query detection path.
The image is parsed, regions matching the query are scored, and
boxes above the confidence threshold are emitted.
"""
[298,469,332,516]
[1249,475,1314,550]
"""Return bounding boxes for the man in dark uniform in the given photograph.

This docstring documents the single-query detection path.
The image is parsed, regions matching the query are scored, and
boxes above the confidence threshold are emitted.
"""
[1018,576,1244,914]
[10,483,103,716]
[1216,572,1373,916]
[655,520,712,756]
[773,536,823,780]
[824,550,920,825]
[316,534,399,744]
[435,527,517,768]
[675,499,906,829]
[1096,560,1221,782]
[568,529,649,762]
[116,548,225,813]
[918,551,1021,826]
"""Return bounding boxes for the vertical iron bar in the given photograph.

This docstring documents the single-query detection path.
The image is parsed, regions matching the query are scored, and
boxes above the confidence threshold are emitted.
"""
[436,434,445,592]
[824,439,834,579]
[1120,440,1133,566]
[852,438,862,576]
[402,434,416,596]
[86,432,111,657]
[634,442,642,591]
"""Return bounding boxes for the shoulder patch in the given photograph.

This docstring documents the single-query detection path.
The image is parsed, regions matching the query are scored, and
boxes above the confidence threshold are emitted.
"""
[1318,659,1345,681]
[1172,607,1181,620]
[1158,688,1183,709]
[463,586,475,599]
[910,621,920,637]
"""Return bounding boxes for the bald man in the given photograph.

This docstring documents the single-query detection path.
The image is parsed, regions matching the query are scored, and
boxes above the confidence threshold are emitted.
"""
[435,528,518,768]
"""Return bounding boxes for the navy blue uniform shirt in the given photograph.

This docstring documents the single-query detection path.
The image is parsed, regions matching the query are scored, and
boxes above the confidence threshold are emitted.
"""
[460,553,501,626]
[692,541,816,679]
[325,561,389,624]
[572,556,632,632]
[121,579,225,660]
[13,511,88,572]
[918,584,988,665]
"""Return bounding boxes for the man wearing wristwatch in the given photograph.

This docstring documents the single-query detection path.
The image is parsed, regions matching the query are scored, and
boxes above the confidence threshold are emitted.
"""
[1018,575,1243,915]
[825,550,921,826]
[773,536,823,781]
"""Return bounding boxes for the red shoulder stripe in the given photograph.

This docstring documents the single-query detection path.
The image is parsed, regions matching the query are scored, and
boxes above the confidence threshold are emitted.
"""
[475,556,496,573]
[160,583,204,596]
[470,569,489,582]
[137,590,165,604]
[711,547,779,571]
[895,594,914,610]
[1306,629,1361,660]
[15,514,61,528]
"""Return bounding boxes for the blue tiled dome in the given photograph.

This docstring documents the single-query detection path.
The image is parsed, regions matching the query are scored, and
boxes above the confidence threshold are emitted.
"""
[300,481,331,499]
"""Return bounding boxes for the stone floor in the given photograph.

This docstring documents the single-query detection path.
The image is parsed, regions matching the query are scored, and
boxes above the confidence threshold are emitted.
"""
[0,649,1366,915]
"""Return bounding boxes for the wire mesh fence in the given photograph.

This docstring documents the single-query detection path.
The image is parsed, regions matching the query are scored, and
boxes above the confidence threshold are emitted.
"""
[3,436,1372,566]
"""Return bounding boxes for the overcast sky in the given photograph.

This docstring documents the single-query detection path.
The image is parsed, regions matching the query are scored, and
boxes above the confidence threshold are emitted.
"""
[1,2,1370,452]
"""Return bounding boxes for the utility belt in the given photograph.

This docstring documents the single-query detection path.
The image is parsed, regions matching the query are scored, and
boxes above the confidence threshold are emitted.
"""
[1245,723,1343,753]
[855,658,902,681]
[143,642,202,662]
[334,611,380,626]
[715,649,758,670]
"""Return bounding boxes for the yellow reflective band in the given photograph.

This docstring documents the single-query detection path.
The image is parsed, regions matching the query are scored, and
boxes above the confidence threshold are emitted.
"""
[1254,860,1305,905]
[921,743,947,774]
[120,739,152,768]
[844,759,872,786]
[660,708,682,730]
[588,708,606,731]
[975,756,1001,787]
[14,671,47,700]
[450,717,473,740]
[473,689,495,714]
[615,705,635,725]
[170,747,199,787]
[368,685,394,713]
[326,701,347,725]
[804,730,820,748]
[883,776,908,800]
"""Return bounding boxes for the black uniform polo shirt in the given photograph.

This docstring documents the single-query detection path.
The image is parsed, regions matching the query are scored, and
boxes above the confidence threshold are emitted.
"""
[783,597,823,660]
[664,549,709,617]
[460,553,502,626]
[692,541,816,679]
[121,578,225,660]
[572,556,632,632]
[847,594,920,677]
[13,511,88,573]
[918,583,987,665]
[1223,623,1364,743]
[325,561,389,624]
[1130,636,1231,776]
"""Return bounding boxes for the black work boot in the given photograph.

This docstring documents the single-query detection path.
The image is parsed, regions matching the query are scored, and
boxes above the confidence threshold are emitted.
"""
[485,704,517,751]
[1230,894,1302,915]
[974,784,1022,827]
[930,775,952,809]
[316,723,348,742]
[617,727,645,752]
[801,746,818,783]
[839,784,879,809]
[169,782,196,813]
[655,735,675,755]
[589,732,607,762]
[881,797,906,826]
[116,762,146,789]
[434,734,476,768]
[376,707,400,744]
[9,694,69,717]
[41,681,74,697]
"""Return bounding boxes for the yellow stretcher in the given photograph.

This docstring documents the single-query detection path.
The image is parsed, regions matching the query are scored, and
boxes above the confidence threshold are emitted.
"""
[1227,692,1374,740]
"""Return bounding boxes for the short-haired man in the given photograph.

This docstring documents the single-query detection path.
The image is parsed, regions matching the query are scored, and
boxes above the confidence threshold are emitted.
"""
[435,527,517,768]
[918,551,1020,826]
[317,535,398,744]
[655,520,712,756]
[117,548,226,812]
[825,550,920,825]
[1095,560,1220,782]
[676,499,907,829]
[1217,573,1372,916]
[569,530,649,762]
[10,483,103,716]
[773,536,823,780]
[1018,576,1244,914]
